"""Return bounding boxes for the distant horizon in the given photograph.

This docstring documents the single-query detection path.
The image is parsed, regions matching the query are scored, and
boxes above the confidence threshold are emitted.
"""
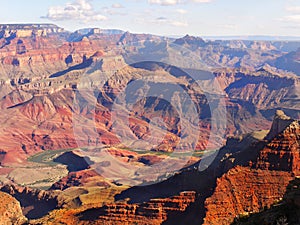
[1,0,300,37]
[2,22,300,41]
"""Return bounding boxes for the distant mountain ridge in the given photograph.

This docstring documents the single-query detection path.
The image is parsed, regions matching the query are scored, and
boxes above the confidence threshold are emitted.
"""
[204,35,300,41]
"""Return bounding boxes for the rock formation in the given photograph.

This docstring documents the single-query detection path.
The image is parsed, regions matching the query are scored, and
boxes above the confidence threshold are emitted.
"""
[203,110,300,224]
[203,168,293,225]
[50,169,106,191]
[0,24,298,166]
[232,177,300,225]
[0,24,300,225]
[0,184,64,219]
[0,191,27,225]
[265,110,294,140]
[29,110,297,225]
[256,111,300,175]
[0,24,65,38]
[78,191,196,225]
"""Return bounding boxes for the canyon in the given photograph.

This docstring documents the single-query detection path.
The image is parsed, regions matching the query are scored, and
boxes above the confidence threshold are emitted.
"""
[0,24,300,224]
[9,109,298,225]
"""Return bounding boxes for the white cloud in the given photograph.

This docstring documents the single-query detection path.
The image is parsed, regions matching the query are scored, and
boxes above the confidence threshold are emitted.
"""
[175,9,187,14]
[149,0,184,6]
[280,14,300,23]
[278,5,300,24]
[170,21,188,27]
[286,6,300,13]
[154,17,188,26]
[112,3,124,8]
[191,0,212,3]
[218,24,237,30]
[102,5,127,16]
[148,0,212,6]
[43,0,107,22]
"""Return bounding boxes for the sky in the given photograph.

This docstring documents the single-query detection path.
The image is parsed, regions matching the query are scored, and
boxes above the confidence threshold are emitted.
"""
[1,0,300,37]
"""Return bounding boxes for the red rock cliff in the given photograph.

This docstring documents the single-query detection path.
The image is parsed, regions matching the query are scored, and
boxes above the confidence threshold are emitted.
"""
[203,110,300,225]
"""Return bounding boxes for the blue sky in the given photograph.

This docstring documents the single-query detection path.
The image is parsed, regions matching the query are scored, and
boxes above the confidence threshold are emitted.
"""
[1,0,300,36]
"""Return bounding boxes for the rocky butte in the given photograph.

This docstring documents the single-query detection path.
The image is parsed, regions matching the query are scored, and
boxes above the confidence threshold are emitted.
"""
[0,24,65,38]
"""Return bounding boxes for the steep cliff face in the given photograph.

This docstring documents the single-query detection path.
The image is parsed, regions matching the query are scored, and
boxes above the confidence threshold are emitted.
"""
[78,191,196,225]
[0,191,27,225]
[265,110,294,140]
[0,24,65,38]
[0,184,64,219]
[203,168,293,225]
[256,111,300,175]
[232,178,300,225]
[203,110,300,225]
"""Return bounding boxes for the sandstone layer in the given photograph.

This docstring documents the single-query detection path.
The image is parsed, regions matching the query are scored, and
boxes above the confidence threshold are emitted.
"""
[0,191,27,225]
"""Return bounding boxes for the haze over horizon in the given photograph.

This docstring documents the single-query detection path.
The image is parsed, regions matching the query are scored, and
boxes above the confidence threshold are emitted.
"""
[1,0,300,37]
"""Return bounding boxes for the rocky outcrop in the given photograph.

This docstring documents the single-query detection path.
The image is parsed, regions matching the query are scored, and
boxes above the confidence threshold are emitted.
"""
[203,167,293,225]
[0,191,27,225]
[50,169,108,191]
[232,178,300,225]
[117,31,162,45]
[256,111,300,175]
[97,55,126,72]
[78,191,196,225]
[0,24,65,38]
[203,110,300,225]
[0,185,64,219]
[249,41,277,51]
[265,110,294,140]
[174,35,206,47]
